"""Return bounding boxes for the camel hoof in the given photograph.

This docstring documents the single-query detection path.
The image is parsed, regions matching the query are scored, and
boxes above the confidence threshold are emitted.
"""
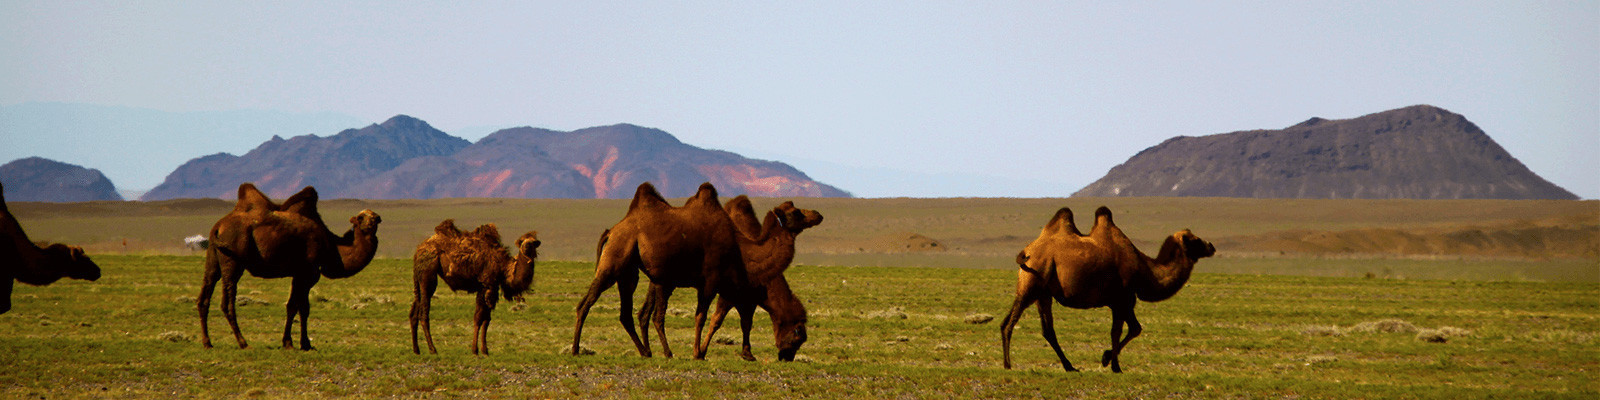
[1101,350,1114,367]
[301,344,316,351]
[1064,366,1080,372]
[741,353,756,362]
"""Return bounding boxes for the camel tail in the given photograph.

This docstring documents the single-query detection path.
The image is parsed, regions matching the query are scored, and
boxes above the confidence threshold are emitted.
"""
[595,228,610,263]
[1015,251,1039,274]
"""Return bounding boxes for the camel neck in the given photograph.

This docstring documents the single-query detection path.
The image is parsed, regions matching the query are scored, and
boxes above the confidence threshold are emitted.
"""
[334,229,378,275]
[1136,237,1195,302]
[738,223,798,282]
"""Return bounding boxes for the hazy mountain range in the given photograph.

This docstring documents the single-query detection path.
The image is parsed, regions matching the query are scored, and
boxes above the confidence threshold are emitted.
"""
[142,115,849,200]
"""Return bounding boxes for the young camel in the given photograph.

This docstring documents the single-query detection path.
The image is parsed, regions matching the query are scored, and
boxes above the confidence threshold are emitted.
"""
[571,183,820,361]
[637,195,814,361]
[1001,206,1214,372]
[410,220,539,355]
[1,181,101,315]
[198,183,382,350]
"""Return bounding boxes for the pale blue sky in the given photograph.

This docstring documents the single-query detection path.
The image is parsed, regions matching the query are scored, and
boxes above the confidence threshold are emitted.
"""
[3,1,1596,198]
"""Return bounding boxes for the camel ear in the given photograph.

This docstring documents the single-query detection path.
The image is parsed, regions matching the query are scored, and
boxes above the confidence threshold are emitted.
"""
[71,246,84,260]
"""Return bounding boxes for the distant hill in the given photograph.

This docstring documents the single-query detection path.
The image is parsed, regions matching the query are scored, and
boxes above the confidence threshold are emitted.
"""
[1074,105,1578,200]
[0,102,366,191]
[144,116,849,200]
[0,157,123,202]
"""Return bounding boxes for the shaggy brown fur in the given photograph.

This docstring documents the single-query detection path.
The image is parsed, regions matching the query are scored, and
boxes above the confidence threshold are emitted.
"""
[197,183,382,350]
[1001,206,1214,372]
[637,195,815,361]
[410,220,539,355]
[572,183,821,361]
[1,181,101,315]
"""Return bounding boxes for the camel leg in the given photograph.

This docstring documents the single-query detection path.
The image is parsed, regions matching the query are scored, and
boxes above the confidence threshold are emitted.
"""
[472,289,497,355]
[1036,298,1075,372]
[737,303,756,362]
[219,264,248,349]
[691,290,716,360]
[285,272,318,350]
[1102,304,1141,373]
[615,269,650,357]
[704,297,734,360]
[571,265,620,356]
[1000,274,1041,370]
[1,274,11,315]
[410,272,438,354]
[197,250,222,348]
[640,284,676,358]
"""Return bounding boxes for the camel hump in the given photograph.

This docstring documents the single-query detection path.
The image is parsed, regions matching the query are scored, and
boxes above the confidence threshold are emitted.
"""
[627,182,670,214]
[234,183,273,213]
[685,182,720,208]
[1092,206,1115,229]
[471,223,502,244]
[282,186,320,217]
[1043,207,1081,236]
[434,219,462,236]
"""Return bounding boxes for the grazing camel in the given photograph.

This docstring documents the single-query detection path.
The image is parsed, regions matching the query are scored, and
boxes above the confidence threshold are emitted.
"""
[637,195,814,361]
[572,183,821,361]
[1,182,101,315]
[197,183,382,350]
[1000,206,1214,372]
[410,220,539,355]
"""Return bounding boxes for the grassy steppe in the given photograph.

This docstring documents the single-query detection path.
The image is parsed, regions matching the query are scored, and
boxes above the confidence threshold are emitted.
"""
[4,255,1596,398]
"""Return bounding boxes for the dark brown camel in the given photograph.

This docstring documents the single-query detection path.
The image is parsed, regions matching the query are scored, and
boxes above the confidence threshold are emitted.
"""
[1000,206,1213,372]
[197,183,382,350]
[410,219,539,355]
[637,195,816,361]
[571,183,820,361]
[1,181,101,315]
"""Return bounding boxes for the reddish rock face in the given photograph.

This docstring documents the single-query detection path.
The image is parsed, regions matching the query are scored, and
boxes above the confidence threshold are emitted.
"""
[145,117,850,200]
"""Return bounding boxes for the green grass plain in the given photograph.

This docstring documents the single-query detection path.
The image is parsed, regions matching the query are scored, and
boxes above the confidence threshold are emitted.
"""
[2,197,1597,398]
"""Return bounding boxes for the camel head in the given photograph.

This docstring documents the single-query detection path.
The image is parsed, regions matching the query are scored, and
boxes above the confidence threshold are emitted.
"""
[349,209,382,236]
[766,277,808,361]
[1176,229,1215,260]
[42,243,101,281]
[769,201,824,234]
[504,231,541,301]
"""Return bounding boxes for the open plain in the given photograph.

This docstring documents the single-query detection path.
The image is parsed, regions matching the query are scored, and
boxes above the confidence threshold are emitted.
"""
[2,197,1596,398]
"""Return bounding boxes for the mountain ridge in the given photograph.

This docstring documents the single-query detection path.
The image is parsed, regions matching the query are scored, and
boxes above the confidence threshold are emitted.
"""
[1073,105,1578,200]
[143,117,849,200]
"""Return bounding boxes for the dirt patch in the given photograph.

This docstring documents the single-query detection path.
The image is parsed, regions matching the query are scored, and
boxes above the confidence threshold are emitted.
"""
[855,232,946,253]
[1218,218,1599,260]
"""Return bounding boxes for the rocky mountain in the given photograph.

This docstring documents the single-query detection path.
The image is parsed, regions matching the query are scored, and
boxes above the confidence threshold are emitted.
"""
[144,117,849,200]
[0,157,123,202]
[1073,105,1578,200]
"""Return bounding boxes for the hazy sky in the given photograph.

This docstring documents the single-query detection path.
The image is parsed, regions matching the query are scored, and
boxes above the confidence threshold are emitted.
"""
[3,1,1596,198]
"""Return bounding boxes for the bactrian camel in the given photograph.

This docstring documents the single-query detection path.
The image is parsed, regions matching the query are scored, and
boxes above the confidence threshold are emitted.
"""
[1001,206,1214,372]
[410,219,539,355]
[1,181,101,315]
[637,194,816,361]
[198,183,382,350]
[572,182,820,361]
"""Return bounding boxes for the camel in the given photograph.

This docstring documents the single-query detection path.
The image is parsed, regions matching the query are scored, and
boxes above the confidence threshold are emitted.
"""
[197,183,382,350]
[571,183,821,361]
[409,219,539,355]
[1,181,101,315]
[1000,206,1214,373]
[636,195,814,361]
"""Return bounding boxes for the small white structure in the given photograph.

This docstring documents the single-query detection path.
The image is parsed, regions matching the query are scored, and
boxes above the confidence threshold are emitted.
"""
[184,235,209,251]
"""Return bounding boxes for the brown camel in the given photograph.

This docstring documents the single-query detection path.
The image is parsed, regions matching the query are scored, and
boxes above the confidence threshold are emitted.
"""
[1000,206,1213,372]
[1,181,101,315]
[197,183,382,350]
[410,219,539,355]
[572,183,821,361]
[637,195,816,361]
